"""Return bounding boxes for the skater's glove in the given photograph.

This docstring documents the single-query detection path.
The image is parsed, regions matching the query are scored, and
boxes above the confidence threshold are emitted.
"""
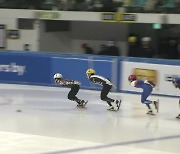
[131,80,137,87]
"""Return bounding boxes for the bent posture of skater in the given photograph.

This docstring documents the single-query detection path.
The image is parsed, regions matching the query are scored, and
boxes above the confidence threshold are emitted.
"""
[54,73,87,107]
[128,74,159,115]
[86,68,121,111]
[172,77,180,119]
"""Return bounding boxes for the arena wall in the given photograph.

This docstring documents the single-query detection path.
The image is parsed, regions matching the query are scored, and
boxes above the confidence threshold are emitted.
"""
[0,51,179,98]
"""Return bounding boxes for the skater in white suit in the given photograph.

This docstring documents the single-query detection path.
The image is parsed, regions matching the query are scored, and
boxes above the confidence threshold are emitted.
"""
[54,73,87,107]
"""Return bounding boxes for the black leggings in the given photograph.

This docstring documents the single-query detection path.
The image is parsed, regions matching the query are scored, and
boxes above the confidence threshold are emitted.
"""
[100,84,114,103]
[68,85,80,102]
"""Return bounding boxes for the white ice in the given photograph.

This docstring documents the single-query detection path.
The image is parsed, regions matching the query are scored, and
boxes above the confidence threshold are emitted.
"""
[0,83,179,154]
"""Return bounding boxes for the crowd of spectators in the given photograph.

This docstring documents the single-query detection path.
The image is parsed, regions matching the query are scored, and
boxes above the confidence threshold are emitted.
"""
[127,34,179,59]
[81,41,121,56]
[81,35,180,60]
[1,0,179,59]
[0,0,180,13]
[97,41,120,56]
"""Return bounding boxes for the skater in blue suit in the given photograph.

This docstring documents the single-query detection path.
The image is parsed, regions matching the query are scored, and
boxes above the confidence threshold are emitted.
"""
[172,77,180,119]
[128,74,159,115]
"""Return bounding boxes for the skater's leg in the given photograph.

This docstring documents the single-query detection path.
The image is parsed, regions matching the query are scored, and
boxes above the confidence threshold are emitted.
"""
[68,85,87,107]
[68,85,81,103]
[141,86,154,114]
[141,85,153,104]
[100,84,114,103]
[101,84,121,110]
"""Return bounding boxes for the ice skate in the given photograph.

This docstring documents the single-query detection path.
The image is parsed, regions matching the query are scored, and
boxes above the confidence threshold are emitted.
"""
[146,109,155,115]
[77,100,88,108]
[115,100,121,110]
[153,100,159,113]
[107,105,115,111]
[176,114,180,119]
[109,100,121,111]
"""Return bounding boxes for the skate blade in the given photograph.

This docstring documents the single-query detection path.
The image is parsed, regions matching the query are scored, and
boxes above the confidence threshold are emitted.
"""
[155,99,159,113]
[107,108,119,111]
[146,112,156,115]
[117,100,122,110]
[107,109,117,111]
[83,101,88,106]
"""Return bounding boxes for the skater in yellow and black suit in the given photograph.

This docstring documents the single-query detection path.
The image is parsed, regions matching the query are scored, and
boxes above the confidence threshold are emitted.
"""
[86,68,121,111]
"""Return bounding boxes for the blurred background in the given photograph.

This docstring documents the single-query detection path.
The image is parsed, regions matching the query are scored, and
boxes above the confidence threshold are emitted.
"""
[0,0,179,58]
[0,0,179,96]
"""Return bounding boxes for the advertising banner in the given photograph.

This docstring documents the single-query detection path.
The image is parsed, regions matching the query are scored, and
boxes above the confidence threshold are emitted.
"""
[0,52,52,85]
[0,25,6,48]
[101,13,136,23]
[36,11,60,20]
[0,51,179,97]
[121,60,180,96]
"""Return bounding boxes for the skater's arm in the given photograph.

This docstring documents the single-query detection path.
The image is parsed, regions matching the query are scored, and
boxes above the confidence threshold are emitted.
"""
[90,76,106,85]
[55,79,80,86]
[90,75,113,86]
[64,80,80,86]
[55,79,67,86]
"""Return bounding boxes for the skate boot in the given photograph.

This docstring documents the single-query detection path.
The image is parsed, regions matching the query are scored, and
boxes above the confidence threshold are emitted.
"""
[153,100,159,113]
[176,114,180,119]
[115,100,121,110]
[146,109,154,115]
[107,105,115,111]
[109,100,121,111]
[77,100,88,108]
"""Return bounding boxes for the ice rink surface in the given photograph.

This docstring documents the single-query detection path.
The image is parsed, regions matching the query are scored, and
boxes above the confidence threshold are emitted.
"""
[0,83,179,154]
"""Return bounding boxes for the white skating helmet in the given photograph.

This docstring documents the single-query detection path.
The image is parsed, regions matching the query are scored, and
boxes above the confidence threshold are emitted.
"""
[54,73,63,79]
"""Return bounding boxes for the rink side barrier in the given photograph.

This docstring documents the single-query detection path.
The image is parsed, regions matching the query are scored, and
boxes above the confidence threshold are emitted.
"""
[120,57,180,98]
[0,50,179,98]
